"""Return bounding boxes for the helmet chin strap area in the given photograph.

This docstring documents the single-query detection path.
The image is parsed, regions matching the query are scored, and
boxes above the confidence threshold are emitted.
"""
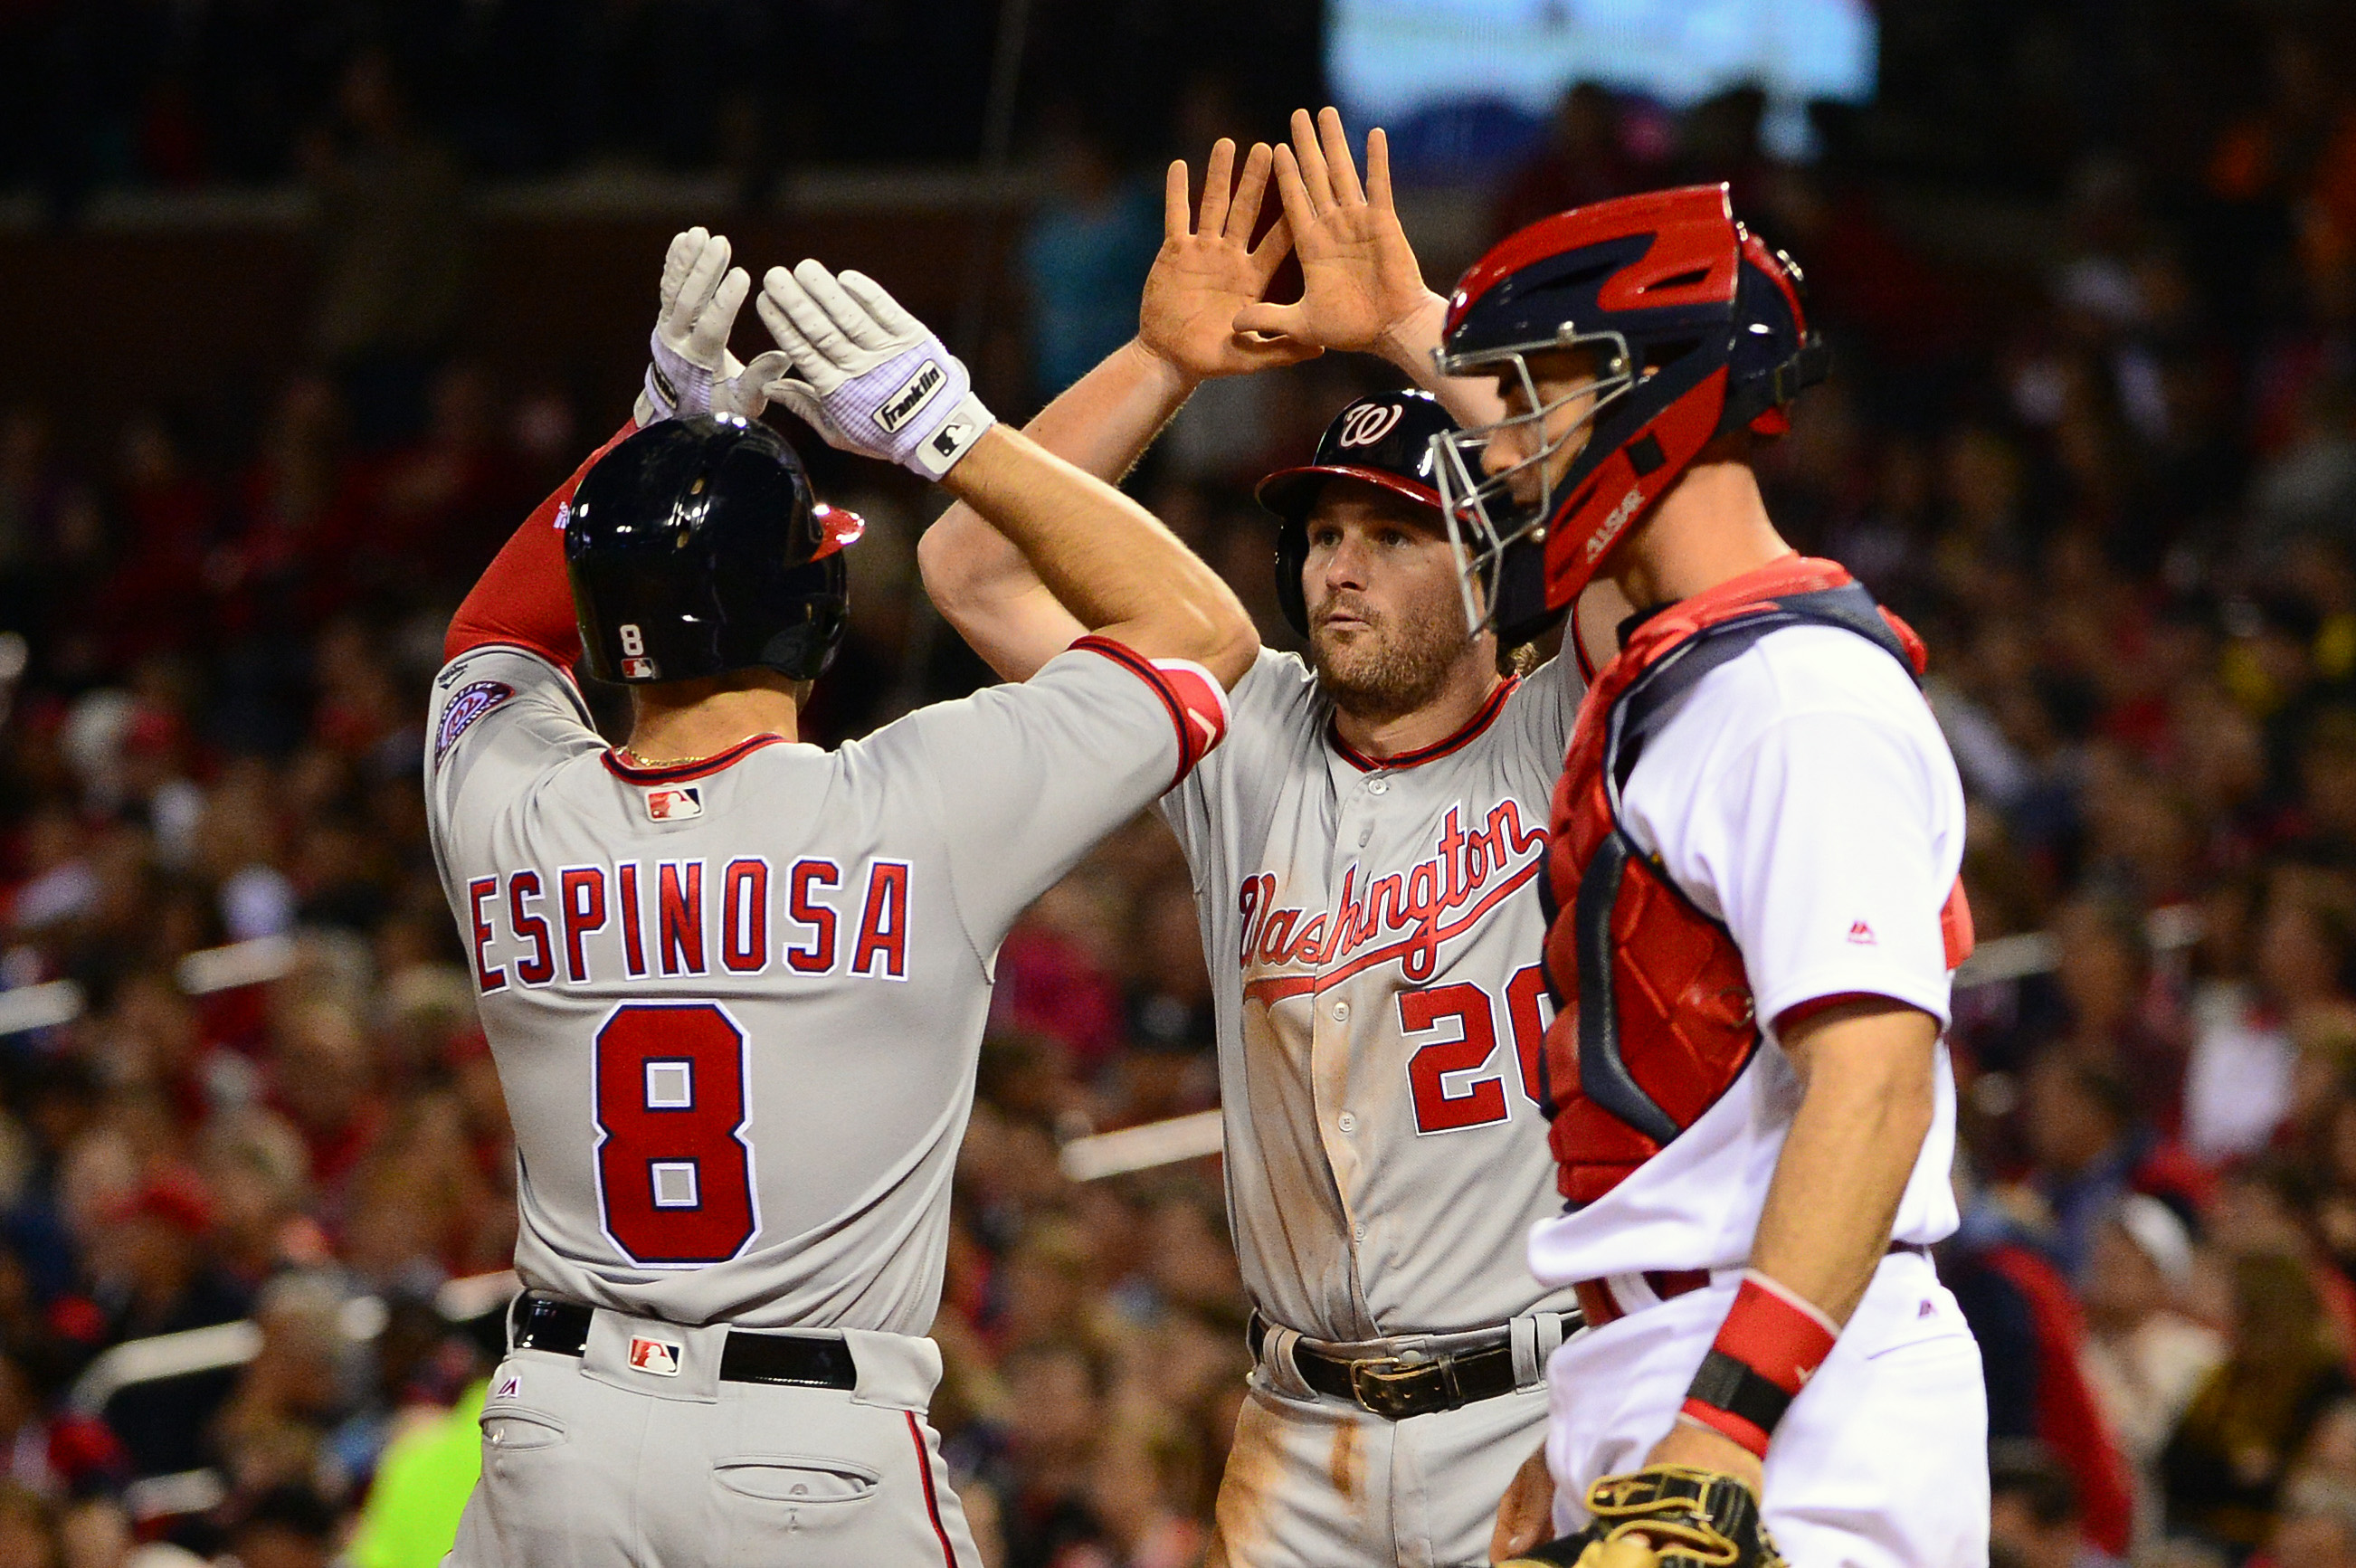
[1431,337,1635,638]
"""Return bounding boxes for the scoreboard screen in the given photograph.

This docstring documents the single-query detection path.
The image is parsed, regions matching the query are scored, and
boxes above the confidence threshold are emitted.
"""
[1329,0,1876,164]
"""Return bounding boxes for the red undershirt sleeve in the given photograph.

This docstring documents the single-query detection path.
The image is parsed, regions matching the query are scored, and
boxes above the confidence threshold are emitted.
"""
[443,421,638,666]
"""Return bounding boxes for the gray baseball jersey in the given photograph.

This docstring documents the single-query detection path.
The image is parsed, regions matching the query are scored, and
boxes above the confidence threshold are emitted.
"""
[424,634,1227,1335]
[1160,646,1584,1342]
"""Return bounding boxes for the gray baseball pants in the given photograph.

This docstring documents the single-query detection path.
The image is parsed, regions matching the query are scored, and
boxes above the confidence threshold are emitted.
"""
[446,1306,979,1567]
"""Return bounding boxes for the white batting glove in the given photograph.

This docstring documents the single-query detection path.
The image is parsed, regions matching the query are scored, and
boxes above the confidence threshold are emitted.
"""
[636,228,787,425]
[755,261,995,480]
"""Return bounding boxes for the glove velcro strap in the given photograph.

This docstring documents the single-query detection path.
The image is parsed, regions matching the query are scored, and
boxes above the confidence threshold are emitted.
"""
[910,391,996,480]
[647,329,717,423]
[1678,1274,1838,1459]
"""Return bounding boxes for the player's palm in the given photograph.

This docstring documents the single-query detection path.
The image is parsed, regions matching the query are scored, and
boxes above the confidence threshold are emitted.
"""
[1140,138,1321,382]
[1293,209,1425,352]
[1236,108,1431,356]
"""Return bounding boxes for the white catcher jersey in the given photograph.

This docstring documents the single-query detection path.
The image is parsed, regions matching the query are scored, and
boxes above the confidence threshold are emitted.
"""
[1529,624,1968,1287]
[425,636,1227,1335]
[1162,647,1584,1341]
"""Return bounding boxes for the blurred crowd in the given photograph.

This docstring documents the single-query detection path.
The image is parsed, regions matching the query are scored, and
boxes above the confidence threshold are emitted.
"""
[3,4,2356,1568]
[0,0,1317,216]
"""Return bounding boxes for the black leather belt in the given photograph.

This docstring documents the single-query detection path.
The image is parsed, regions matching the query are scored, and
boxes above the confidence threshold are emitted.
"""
[508,1294,858,1390]
[1246,1311,1573,1421]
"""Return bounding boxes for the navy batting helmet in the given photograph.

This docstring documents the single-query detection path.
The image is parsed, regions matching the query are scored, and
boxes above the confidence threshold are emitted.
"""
[565,415,861,685]
[1257,390,1487,639]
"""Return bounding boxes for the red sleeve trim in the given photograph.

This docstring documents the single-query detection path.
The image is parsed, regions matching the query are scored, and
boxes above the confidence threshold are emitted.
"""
[1772,991,1943,1036]
[1942,878,1976,968]
[444,420,638,665]
[1772,991,1884,1034]
[1069,634,1230,789]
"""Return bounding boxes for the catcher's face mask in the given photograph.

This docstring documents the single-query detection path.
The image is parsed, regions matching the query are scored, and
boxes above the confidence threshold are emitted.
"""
[1431,339,1635,639]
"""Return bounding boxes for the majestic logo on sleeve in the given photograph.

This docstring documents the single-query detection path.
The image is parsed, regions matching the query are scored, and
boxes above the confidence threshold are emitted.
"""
[1238,800,1547,1003]
[434,680,515,765]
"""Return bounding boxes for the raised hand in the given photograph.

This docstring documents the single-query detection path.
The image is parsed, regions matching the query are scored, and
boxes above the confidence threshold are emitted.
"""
[1232,108,1434,359]
[755,260,996,480]
[638,227,793,423]
[641,227,749,422]
[1139,138,1321,381]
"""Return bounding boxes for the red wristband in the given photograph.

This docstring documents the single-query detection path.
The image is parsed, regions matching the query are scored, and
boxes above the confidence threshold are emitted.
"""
[1679,1271,1839,1458]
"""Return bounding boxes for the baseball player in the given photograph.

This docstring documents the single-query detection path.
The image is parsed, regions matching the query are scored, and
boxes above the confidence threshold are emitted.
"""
[920,115,1593,1568]
[1433,190,1990,1568]
[428,233,1252,1567]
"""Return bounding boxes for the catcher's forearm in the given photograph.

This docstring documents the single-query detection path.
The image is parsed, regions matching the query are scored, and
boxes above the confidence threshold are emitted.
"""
[938,425,1254,682]
[1746,1001,1939,1326]
[444,419,639,666]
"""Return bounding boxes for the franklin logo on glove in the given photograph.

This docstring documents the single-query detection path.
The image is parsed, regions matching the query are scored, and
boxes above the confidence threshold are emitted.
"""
[875,360,947,432]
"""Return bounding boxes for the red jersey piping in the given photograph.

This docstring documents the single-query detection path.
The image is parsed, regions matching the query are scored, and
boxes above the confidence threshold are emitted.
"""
[1329,676,1518,772]
[600,734,791,784]
[906,1412,959,1568]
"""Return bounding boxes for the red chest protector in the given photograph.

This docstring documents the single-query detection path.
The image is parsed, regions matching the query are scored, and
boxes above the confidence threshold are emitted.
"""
[1538,556,1974,1206]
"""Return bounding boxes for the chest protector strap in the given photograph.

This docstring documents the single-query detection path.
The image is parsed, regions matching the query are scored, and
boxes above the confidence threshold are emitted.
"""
[1561,580,1931,1197]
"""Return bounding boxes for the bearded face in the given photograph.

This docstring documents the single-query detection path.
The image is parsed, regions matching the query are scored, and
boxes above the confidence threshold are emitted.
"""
[1299,483,1495,723]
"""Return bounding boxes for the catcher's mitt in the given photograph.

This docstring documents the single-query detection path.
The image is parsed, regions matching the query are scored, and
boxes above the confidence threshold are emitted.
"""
[1499,1465,1786,1568]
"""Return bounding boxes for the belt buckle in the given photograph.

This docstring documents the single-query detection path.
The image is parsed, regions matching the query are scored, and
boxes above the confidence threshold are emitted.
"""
[1348,1355,1458,1420]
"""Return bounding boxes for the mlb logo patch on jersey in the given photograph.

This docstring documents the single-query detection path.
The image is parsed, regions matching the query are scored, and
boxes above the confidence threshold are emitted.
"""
[434,680,515,765]
[646,786,703,822]
[628,1335,682,1376]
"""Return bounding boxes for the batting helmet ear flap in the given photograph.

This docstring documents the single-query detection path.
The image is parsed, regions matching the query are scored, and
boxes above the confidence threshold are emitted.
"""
[752,556,850,679]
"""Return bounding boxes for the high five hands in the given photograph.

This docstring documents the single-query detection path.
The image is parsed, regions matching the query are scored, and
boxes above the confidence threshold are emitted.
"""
[1138,138,1322,383]
[650,107,1448,439]
[1235,107,1439,362]
[1139,108,1472,408]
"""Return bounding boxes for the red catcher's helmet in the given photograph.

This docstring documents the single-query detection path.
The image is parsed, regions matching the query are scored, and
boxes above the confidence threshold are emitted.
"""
[1431,184,1827,640]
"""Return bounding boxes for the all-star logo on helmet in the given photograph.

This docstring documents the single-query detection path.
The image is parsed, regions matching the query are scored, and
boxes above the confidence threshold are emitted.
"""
[1431,184,1828,642]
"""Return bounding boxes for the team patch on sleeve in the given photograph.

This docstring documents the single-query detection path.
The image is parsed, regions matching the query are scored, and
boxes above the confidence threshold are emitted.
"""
[434,679,516,765]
